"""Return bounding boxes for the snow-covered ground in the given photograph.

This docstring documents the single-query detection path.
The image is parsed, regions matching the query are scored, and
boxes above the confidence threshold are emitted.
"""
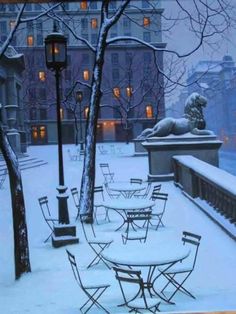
[0,143,235,314]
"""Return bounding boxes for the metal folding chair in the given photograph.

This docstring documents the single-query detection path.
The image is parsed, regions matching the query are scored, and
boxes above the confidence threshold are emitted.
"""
[0,168,7,189]
[121,210,152,244]
[130,178,143,185]
[80,213,113,269]
[93,186,110,224]
[113,266,161,313]
[66,249,110,314]
[104,182,120,199]
[149,192,168,230]
[159,231,202,302]
[134,182,152,199]
[99,163,114,183]
[38,196,58,242]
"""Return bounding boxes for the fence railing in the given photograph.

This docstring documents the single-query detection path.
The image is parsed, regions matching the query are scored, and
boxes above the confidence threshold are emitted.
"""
[172,155,236,225]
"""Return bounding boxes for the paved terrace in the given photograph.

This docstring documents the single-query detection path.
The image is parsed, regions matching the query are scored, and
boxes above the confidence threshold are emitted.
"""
[0,143,235,313]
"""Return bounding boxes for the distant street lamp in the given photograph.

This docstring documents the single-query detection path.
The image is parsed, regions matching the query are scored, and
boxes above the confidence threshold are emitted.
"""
[45,23,78,247]
[76,89,84,151]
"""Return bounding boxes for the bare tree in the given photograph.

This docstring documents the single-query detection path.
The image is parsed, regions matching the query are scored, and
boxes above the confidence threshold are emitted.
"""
[0,2,62,279]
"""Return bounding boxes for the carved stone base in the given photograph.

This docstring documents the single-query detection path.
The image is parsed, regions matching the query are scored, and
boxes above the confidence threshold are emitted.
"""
[52,224,79,248]
[142,133,222,182]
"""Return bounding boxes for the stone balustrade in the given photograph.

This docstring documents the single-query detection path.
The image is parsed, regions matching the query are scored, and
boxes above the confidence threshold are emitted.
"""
[172,155,236,226]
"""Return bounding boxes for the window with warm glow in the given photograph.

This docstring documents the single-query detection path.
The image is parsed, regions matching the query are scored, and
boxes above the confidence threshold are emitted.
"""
[9,20,16,30]
[80,0,87,10]
[126,86,132,97]
[32,126,38,139]
[83,70,90,81]
[146,105,153,118]
[60,108,64,120]
[27,35,34,46]
[38,71,46,82]
[84,106,89,119]
[91,18,98,29]
[40,126,46,139]
[143,17,150,27]
[113,87,120,98]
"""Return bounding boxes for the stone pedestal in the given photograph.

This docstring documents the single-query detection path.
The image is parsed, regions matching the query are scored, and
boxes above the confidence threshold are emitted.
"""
[133,138,148,156]
[7,131,21,154]
[142,133,222,181]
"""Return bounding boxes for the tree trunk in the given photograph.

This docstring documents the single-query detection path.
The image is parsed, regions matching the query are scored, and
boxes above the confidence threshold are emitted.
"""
[0,123,31,279]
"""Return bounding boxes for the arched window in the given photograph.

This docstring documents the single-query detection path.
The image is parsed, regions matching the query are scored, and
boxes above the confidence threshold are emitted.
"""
[146,105,153,118]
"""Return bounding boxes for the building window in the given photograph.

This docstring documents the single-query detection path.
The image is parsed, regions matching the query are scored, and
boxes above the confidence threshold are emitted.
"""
[60,108,64,120]
[9,20,16,30]
[84,106,89,119]
[123,17,131,29]
[38,88,46,100]
[38,71,46,82]
[32,126,38,139]
[126,87,132,97]
[113,87,120,98]
[91,18,98,29]
[36,34,43,46]
[91,33,98,45]
[143,17,150,27]
[90,1,97,9]
[111,53,119,65]
[112,69,120,81]
[64,70,71,81]
[146,105,153,118]
[80,0,87,10]
[81,18,88,30]
[0,21,7,33]
[82,53,89,65]
[27,35,34,46]
[143,32,151,42]
[40,109,47,120]
[83,70,90,81]
[40,126,46,139]
[30,108,37,120]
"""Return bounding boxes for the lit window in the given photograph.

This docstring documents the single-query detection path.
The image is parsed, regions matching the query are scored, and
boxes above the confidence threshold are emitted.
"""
[80,0,87,10]
[32,126,38,139]
[126,86,132,97]
[146,105,153,118]
[60,108,64,120]
[113,87,120,98]
[27,35,34,46]
[143,17,150,27]
[83,70,90,81]
[91,18,98,29]
[38,71,46,82]
[84,106,89,119]
[9,20,16,30]
[40,126,46,139]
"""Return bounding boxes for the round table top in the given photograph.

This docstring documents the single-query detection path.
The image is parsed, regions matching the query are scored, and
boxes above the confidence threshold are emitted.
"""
[103,198,155,210]
[101,241,190,267]
[108,182,146,193]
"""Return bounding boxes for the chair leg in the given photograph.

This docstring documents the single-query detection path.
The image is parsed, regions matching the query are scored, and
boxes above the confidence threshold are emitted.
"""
[81,286,110,314]
[87,243,111,269]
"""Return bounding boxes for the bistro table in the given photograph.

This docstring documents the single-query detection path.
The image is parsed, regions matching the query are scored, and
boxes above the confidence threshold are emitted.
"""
[101,240,190,304]
[108,182,146,198]
[103,198,155,231]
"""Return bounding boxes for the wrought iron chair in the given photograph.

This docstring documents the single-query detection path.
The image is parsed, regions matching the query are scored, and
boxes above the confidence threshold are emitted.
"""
[151,184,162,194]
[121,210,152,244]
[130,178,143,185]
[71,187,80,219]
[158,231,202,302]
[113,266,161,313]
[66,249,110,314]
[93,186,110,224]
[149,192,168,230]
[38,196,58,242]
[0,168,7,189]
[80,213,113,269]
[134,182,152,199]
[104,182,120,199]
[99,163,114,183]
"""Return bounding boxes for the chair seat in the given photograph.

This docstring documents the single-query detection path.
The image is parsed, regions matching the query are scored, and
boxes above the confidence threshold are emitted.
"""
[88,237,113,245]
[123,230,147,241]
[83,283,110,290]
[128,297,160,309]
[94,201,106,207]
[159,264,193,274]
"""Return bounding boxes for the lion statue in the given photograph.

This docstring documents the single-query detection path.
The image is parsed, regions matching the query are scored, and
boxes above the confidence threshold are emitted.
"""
[137,92,214,139]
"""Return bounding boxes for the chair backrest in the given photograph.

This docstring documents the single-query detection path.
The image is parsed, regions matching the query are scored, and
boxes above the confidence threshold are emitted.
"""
[141,182,152,198]
[38,196,55,231]
[94,185,105,201]
[150,192,168,214]
[152,184,162,194]
[130,178,143,185]
[182,231,201,270]
[80,213,96,242]
[113,266,145,305]
[71,187,79,208]
[66,249,83,287]
[100,163,114,183]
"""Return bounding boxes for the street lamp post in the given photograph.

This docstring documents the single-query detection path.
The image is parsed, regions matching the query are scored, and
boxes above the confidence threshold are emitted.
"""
[44,23,78,247]
[76,89,84,151]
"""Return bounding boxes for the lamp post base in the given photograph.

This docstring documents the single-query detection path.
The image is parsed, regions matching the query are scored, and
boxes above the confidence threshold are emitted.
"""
[79,141,84,151]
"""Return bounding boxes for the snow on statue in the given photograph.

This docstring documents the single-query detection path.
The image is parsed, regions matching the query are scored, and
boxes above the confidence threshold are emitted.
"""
[137,92,214,139]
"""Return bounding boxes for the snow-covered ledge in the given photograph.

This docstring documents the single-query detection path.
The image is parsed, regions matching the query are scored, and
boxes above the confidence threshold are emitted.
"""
[142,133,222,181]
[173,155,236,240]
